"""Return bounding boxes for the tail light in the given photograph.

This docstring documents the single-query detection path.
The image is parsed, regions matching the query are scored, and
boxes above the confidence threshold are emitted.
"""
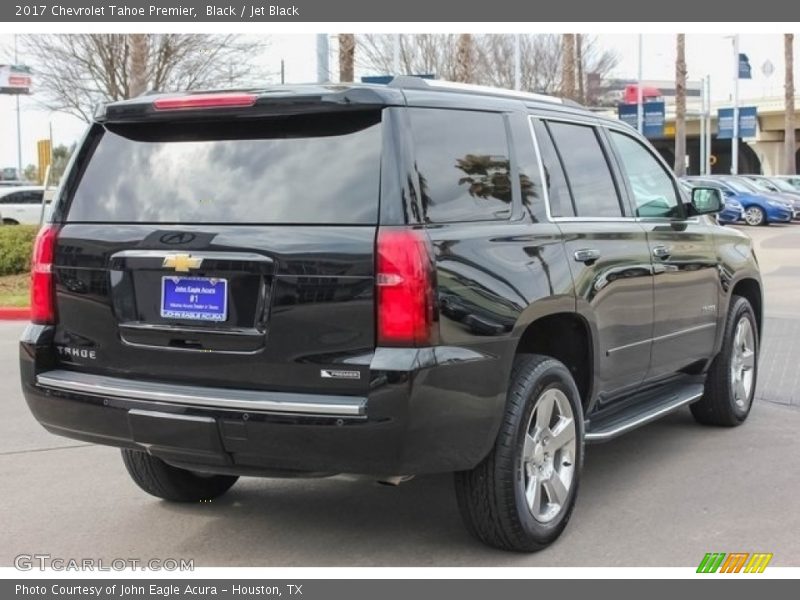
[376,229,437,346]
[153,93,257,111]
[30,225,58,325]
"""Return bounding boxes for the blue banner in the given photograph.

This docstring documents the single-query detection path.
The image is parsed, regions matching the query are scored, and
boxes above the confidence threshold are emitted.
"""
[718,106,758,139]
[738,53,752,79]
[617,101,665,138]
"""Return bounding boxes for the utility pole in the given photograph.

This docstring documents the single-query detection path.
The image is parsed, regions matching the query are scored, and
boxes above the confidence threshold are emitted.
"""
[731,34,740,175]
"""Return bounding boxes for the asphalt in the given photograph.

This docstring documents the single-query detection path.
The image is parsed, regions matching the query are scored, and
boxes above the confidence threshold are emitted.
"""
[1,223,799,567]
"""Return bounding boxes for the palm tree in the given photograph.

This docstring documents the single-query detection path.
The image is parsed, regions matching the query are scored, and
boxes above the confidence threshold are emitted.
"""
[338,34,355,83]
[561,34,576,101]
[674,34,687,177]
[785,34,796,175]
[129,34,149,97]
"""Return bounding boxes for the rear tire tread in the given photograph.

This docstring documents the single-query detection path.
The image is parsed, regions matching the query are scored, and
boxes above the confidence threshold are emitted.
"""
[691,295,758,427]
[121,449,238,502]
[455,354,582,552]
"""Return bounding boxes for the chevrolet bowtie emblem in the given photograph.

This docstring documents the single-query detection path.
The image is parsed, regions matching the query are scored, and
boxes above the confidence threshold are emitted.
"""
[162,254,203,272]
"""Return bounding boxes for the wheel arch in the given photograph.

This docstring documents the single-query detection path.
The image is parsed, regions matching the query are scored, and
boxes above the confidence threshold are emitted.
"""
[512,307,595,412]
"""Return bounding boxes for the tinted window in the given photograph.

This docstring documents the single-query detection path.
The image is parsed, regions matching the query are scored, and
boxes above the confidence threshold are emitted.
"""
[0,191,40,204]
[409,108,512,223]
[609,131,680,218]
[546,121,622,218]
[24,191,44,204]
[532,118,574,217]
[66,112,382,223]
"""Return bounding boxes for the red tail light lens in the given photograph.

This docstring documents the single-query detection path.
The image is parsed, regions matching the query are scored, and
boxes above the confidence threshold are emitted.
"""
[376,229,437,346]
[30,225,58,325]
[153,93,257,111]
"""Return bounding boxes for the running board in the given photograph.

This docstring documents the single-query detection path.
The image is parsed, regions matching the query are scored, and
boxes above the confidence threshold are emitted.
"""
[585,383,704,443]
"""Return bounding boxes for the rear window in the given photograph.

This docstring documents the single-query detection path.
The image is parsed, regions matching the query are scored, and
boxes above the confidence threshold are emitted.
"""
[65,111,383,224]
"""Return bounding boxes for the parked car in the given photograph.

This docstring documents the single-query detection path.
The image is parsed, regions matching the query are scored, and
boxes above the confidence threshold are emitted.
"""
[0,185,45,225]
[20,79,763,552]
[686,176,792,226]
[742,174,800,197]
[681,179,743,224]
[736,174,800,218]
[774,175,800,192]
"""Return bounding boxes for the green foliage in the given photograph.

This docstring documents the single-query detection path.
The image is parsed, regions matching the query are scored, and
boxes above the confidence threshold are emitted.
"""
[0,225,38,276]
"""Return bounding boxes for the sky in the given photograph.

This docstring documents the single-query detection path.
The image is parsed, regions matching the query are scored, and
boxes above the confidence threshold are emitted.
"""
[1,33,798,170]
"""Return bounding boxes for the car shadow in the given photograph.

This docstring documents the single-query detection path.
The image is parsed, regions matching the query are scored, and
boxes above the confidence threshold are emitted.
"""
[152,408,707,566]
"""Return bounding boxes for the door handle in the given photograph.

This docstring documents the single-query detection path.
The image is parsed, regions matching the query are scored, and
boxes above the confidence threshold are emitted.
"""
[573,248,600,264]
[652,245,672,259]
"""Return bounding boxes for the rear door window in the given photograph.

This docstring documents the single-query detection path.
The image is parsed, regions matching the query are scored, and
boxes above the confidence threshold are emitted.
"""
[408,108,513,223]
[545,121,623,218]
[64,111,383,224]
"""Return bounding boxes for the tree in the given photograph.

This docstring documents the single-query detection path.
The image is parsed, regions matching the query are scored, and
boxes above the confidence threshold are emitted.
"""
[338,34,355,83]
[455,34,474,83]
[49,144,74,185]
[356,34,618,103]
[785,34,796,175]
[674,34,687,177]
[561,34,576,101]
[23,164,37,183]
[129,34,149,97]
[21,34,269,121]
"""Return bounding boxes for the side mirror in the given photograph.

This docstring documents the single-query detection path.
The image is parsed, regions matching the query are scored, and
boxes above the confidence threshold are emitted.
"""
[690,187,723,215]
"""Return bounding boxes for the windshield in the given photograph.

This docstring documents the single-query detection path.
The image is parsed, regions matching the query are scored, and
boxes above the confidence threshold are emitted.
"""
[770,178,798,192]
[724,178,759,194]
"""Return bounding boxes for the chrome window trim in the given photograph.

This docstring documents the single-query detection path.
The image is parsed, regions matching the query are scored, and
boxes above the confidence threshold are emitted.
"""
[528,114,701,226]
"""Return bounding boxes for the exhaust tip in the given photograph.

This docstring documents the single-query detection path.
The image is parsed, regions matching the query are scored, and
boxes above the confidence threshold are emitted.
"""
[376,475,415,487]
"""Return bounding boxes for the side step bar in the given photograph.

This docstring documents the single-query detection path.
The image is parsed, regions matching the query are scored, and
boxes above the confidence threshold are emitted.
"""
[585,383,704,443]
[36,370,366,417]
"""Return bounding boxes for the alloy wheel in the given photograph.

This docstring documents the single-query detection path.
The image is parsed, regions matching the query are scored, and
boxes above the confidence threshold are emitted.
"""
[744,207,764,226]
[520,388,577,523]
[730,317,756,409]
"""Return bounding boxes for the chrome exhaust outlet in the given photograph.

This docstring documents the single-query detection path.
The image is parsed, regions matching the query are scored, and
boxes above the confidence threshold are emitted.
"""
[376,475,415,486]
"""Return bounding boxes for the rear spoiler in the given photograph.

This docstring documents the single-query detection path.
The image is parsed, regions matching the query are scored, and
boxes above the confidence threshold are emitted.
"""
[95,86,406,123]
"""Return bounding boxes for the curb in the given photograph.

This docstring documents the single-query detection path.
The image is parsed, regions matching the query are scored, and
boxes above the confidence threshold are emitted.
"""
[0,307,30,320]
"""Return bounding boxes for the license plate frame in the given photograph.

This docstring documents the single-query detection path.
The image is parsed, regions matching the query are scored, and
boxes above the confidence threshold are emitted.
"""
[160,276,228,322]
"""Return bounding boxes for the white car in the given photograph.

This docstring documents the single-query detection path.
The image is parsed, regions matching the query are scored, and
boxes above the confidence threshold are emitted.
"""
[0,186,45,225]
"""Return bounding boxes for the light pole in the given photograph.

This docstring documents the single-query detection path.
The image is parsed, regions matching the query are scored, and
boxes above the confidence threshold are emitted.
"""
[316,34,329,83]
[14,35,22,176]
[637,34,644,134]
[731,34,740,175]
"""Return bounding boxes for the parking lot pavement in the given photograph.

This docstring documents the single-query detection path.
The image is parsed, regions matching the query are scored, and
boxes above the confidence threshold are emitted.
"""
[2,222,800,568]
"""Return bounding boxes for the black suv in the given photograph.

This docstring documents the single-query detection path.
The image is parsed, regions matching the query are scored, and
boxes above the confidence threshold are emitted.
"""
[20,78,762,552]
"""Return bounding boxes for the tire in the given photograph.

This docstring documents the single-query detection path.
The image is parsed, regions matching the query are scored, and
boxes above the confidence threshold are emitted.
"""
[121,449,238,502]
[455,354,584,552]
[691,296,759,427]
[743,206,767,226]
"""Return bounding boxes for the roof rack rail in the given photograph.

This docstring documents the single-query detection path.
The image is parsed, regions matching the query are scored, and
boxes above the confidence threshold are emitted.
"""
[387,76,565,105]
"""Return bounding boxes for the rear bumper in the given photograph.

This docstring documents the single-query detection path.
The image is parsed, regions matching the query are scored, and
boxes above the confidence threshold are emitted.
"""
[20,325,508,476]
